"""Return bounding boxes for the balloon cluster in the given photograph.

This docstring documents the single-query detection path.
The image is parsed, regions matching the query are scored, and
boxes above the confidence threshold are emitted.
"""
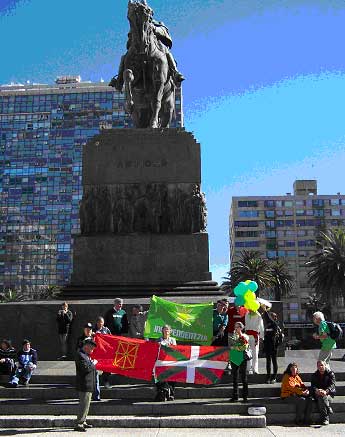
[234,280,260,312]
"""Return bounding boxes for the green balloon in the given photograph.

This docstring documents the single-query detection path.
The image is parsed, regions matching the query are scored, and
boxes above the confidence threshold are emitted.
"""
[247,281,258,292]
[234,282,248,296]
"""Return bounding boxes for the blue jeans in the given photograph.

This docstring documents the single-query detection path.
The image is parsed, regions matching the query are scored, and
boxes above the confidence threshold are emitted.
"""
[11,365,34,385]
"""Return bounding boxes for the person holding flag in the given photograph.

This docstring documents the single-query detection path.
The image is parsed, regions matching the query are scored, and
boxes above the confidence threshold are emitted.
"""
[228,322,249,403]
[155,325,177,402]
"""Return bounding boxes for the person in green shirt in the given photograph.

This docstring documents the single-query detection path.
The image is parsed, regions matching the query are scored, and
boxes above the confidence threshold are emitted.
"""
[104,298,129,335]
[312,311,336,367]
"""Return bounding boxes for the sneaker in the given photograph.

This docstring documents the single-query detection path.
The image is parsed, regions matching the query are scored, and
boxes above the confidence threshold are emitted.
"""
[92,397,101,401]
[74,425,86,432]
[83,423,93,428]
[167,396,175,401]
[22,379,29,386]
[270,379,276,384]
[104,381,111,389]
[328,406,334,415]
[321,419,329,426]
[248,369,254,375]
[265,378,271,384]
[230,397,239,402]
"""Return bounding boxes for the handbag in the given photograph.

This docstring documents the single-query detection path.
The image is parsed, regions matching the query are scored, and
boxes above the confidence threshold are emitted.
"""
[243,348,253,361]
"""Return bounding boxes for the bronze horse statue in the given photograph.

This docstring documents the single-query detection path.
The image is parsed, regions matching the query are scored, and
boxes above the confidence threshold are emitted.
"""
[110,1,182,128]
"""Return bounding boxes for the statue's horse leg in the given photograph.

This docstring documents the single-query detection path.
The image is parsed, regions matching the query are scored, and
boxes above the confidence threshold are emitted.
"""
[150,58,169,128]
[123,69,135,114]
[159,81,175,128]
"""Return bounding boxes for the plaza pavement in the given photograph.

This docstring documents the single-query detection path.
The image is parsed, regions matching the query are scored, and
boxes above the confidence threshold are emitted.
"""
[1,425,345,437]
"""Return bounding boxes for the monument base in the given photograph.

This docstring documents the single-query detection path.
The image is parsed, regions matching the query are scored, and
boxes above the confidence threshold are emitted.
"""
[63,233,217,299]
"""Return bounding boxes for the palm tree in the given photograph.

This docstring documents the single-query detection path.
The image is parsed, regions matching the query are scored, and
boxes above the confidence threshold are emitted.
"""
[306,228,345,303]
[223,250,272,296]
[269,259,294,301]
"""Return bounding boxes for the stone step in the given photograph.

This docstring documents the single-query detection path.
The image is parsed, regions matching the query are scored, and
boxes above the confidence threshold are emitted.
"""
[0,396,344,417]
[0,414,265,429]
[3,371,344,386]
[1,382,345,400]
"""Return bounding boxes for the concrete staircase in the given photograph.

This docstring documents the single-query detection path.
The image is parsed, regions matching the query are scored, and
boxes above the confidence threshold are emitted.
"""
[1,370,345,428]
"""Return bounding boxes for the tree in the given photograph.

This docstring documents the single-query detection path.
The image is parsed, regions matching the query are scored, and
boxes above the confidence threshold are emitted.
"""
[306,228,345,303]
[222,251,294,300]
[269,259,294,301]
[222,250,272,297]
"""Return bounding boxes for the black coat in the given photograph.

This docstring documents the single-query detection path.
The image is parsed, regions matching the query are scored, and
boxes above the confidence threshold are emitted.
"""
[262,311,279,354]
[310,369,336,399]
[75,350,96,393]
[56,310,73,334]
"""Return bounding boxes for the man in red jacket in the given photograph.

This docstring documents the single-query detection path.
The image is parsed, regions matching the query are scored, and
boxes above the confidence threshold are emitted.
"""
[226,300,246,336]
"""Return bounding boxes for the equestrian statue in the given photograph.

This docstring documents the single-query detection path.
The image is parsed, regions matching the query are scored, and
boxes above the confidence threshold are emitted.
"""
[109,0,184,128]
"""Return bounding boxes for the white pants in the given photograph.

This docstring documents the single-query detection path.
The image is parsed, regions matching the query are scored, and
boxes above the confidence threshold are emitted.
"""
[247,335,259,374]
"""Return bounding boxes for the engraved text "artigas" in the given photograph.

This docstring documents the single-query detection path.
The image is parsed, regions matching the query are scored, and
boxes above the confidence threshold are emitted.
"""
[116,159,168,169]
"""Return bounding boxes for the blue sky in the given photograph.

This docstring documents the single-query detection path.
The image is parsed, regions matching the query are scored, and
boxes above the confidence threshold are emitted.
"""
[1,0,345,283]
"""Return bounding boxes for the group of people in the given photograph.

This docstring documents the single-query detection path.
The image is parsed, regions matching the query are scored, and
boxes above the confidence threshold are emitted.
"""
[0,297,340,431]
[0,338,37,387]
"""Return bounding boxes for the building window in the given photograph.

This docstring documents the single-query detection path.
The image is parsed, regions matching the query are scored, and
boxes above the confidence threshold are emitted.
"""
[267,250,277,259]
[265,230,276,238]
[285,210,293,216]
[265,210,275,218]
[275,200,283,207]
[312,199,324,207]
[238,200,258,207]
[296,209,305,216]
[331,209,341,216]
[296,200,305,206]
[284,200,293,207]
[239,210,259,218]
[234,221,259,227]
[265,220,275,228]
[330,199,340,206]
[314,209,324,217]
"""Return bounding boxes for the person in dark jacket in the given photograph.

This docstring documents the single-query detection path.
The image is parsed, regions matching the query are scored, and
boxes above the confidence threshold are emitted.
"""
[104,298,129,335]
[56,302,74,359]
[0,339,17,385]
[10,339,38,387]
[310,360,336,426]
[74,338,97,432]
[76,323,94,351]
[262,308,281,383]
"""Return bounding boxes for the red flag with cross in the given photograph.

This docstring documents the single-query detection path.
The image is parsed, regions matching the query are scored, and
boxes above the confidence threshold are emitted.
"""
[154,345,229,385]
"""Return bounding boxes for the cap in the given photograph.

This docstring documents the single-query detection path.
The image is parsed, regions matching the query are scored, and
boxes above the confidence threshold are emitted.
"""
[84,322,93,329]
[82,338,97,347]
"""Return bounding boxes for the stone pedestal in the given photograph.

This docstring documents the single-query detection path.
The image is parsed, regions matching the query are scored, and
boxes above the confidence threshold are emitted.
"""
[63,128,217,298]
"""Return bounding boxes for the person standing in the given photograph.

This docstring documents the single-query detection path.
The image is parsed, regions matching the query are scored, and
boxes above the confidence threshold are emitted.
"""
[245,309,264,374]
[212,300,228,346]
[228,322,249,403]
[280,362,312,426]
[74,338,97,432]
[93,317,111,392]
[11,339,37,387]
[128,305,148,339]
[155,325,177,401]
[56,302,73,360]
[262,308,281,383]
[312,311,336,367]
[0,339,17,386]
[310,360,336,425]
[104,298,129,335]
[76,323,94,351]
[226,303,246,336]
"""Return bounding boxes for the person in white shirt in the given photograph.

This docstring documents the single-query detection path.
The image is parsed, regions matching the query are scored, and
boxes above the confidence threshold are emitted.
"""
[155,325,176,401]
[245,310,264,374]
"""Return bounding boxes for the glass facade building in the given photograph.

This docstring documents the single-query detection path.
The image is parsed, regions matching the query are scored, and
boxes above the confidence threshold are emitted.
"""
[0,77,183,292]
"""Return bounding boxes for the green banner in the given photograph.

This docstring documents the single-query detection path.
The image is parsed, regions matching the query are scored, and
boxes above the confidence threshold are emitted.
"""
[144,295,213,345]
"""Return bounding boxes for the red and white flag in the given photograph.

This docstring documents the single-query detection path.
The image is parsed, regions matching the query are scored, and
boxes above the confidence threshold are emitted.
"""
[154,345,229,385]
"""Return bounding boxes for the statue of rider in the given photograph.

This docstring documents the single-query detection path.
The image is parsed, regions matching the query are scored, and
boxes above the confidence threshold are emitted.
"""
[110,0,185,91]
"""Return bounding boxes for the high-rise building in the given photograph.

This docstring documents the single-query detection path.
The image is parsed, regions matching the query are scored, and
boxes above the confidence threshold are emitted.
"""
[230,180,345,323]
[0,77,183,292]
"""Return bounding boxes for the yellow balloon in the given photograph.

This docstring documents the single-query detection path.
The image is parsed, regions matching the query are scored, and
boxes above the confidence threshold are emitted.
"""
[244,291,256,301]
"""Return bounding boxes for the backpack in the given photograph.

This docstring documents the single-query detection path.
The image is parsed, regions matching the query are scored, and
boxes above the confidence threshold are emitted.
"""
[326,321,343,341]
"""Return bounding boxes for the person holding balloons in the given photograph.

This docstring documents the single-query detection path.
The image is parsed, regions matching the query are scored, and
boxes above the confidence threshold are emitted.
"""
[233,280,264,375]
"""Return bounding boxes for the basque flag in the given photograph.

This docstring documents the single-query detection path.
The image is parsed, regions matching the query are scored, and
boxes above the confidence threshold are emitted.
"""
[154,345,229,385]
[92,334,159,381]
